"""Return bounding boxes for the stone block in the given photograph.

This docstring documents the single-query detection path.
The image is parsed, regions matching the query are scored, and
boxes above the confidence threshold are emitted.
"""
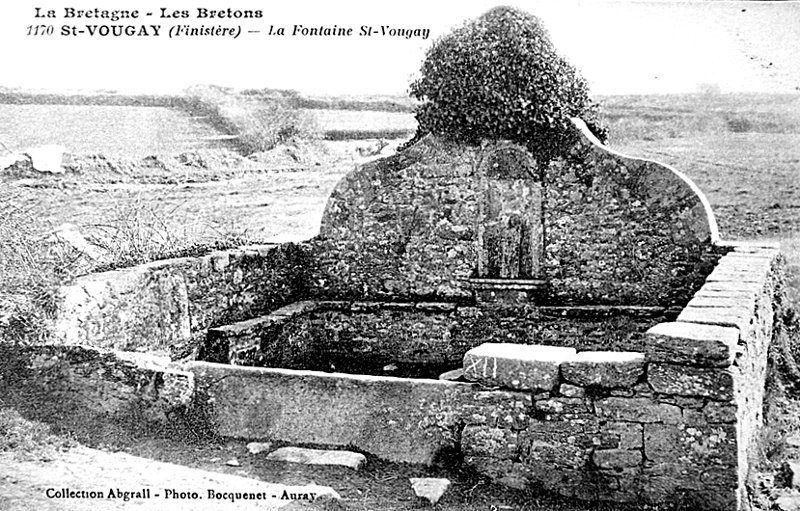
[605,422,644,449]
[676,305,752,332]
[265,447,366,470]
[644,423,737,466]
[559,384,585,398]
[686,295,756,310]
[523,430,589,469]
[595,397,681,424]
[438,368,464,381]
[593,449,643,470]
[464,456,534,491]
[684,402,737,425]
[560,351,644,388]
[530,417,600,436]
[698,280,762,295]
[462,391,532,430]
[776,493,800,511]
[462,343,576,391]
[534,397,592,415]
[54,263,192,351]
[648,363,734,401]
[189,362,475,465]
[644,322,739,366]
[409,478,451,505]
[462,425,520,459]
[246,442,272,455]
[705,267,767,284]
[692,287,758,300]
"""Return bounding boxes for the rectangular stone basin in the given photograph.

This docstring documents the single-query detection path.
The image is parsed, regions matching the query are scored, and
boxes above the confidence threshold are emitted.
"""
[201,301,669,378]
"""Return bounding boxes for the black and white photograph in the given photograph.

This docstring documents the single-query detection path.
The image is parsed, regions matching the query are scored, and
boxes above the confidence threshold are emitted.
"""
[1,1,799,510]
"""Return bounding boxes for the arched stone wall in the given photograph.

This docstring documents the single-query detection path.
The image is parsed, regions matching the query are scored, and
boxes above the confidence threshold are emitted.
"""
[310,119,719,306]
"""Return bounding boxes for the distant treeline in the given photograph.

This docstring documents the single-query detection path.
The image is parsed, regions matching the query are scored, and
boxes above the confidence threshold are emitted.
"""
[0,88,418,113]
[0,92,186,108]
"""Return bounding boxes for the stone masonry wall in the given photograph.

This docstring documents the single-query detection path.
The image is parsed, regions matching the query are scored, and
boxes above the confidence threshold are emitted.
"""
[188,243,781,511]
[543,123,721,305]
[0,343,194,437]
[460,243,781,509]
[309,119,719,306]
[53,243,308,354]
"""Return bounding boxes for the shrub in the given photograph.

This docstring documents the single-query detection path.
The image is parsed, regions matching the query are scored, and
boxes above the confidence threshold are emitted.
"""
[408,6,607,165]
[182,85,320,155]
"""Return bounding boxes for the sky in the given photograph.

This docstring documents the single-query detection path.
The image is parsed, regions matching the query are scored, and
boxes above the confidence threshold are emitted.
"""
[1,1,799,96]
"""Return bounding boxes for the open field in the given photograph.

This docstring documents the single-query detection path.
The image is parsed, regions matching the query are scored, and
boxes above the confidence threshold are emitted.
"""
[0,104,237,157]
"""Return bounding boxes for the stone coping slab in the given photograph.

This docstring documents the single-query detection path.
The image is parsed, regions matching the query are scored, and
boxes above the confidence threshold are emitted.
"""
[645,322,740,367]
[463,343,576,391]
[560,351,645,388]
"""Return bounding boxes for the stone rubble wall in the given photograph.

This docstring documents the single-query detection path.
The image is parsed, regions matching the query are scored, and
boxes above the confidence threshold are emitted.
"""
[52,243,309,353]
[543,121,721,305]
[309,120,720,306]
[0,343,194,435]
[460,242,781,509]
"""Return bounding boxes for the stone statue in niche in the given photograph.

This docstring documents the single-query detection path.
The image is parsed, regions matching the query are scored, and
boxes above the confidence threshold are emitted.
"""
[476,145,544,280]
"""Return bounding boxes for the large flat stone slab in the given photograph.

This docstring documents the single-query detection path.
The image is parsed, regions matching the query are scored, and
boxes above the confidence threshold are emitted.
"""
[644,322,739,366]
[676,306,751,333]
[188,362,476,465]
[462,343,576,391]
[265,447,366,470]
[560,351,644,388]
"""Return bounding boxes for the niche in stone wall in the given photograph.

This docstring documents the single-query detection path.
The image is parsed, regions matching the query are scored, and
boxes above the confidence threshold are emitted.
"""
[476,144,544,281]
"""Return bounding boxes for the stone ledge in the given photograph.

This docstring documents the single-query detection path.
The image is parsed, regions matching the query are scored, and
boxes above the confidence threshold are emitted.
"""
[644,322,739,367]
[209,301,321,337]
[560,351,644,388]
[462,343,576,391]
[204,301,321,364]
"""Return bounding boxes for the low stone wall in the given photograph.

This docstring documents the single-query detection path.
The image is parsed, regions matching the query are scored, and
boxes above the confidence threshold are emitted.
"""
[461,242,781,509]
[53,243,308,353]
[186,242,781,510]
[0,343,194,437]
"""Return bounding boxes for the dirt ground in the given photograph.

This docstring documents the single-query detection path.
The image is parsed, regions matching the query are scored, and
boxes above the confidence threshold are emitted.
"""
[0,425,651,511]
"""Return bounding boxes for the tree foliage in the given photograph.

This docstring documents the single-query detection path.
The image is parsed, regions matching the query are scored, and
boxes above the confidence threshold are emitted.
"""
[409,6,607,165]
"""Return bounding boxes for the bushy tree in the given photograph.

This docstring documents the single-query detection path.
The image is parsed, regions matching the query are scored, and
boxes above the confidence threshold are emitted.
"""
[408,6,607,165]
